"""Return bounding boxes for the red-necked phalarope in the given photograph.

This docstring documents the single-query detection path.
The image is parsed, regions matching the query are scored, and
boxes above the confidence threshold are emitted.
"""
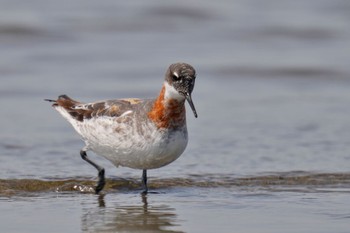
[46,63,197,194]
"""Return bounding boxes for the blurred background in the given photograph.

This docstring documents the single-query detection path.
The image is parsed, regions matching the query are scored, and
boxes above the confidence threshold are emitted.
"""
[1,0,350,178]
[1,1,350,232]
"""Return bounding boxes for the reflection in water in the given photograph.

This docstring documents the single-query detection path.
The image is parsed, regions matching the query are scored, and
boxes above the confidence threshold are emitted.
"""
[81,194,184,233]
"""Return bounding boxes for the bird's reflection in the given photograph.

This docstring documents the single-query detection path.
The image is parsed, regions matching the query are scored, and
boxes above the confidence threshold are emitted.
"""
[81,193,184,233]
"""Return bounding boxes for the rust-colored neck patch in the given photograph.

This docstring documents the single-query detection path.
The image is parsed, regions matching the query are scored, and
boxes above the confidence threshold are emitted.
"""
[148,85,186,129]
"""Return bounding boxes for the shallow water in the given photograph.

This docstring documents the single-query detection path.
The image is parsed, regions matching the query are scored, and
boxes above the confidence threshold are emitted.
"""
[1,176,350,233]
[1,0,350,232]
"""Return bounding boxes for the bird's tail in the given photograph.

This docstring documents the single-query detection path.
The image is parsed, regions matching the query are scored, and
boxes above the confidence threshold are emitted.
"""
[44,99,56,103]
[45,95,85,122]
[44,95,80,107]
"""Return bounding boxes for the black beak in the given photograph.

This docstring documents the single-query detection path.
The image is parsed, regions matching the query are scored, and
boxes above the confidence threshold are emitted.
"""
[184,93,198,118]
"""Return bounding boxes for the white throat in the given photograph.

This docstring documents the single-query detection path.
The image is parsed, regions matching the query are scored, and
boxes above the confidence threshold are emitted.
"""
[164,81,185,101]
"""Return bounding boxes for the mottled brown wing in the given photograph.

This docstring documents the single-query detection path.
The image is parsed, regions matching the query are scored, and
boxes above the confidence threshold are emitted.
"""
[51,95,142,122]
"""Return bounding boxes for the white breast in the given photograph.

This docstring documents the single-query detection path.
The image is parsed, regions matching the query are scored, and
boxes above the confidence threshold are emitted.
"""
[56,106,188,169]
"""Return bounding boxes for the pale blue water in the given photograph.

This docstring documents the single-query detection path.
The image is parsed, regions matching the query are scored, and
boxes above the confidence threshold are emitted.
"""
[1,0,350,232]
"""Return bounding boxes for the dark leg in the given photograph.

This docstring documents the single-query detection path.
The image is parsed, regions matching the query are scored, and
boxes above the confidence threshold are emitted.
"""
[80,150,105,194]
[141,169,148,194]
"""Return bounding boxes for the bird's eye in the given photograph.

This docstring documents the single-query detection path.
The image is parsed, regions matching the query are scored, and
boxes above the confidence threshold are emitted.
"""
[172,74,181,81]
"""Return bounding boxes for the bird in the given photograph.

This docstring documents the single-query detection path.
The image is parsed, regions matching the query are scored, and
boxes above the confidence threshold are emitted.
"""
[45,62,197,194]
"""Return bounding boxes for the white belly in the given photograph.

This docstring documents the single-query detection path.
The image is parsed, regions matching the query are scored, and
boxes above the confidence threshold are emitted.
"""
[58,107,188,170]
[91,128,188,169]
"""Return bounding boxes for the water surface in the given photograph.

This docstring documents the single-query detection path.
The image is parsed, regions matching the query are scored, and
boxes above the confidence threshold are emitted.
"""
[1,0,350,232]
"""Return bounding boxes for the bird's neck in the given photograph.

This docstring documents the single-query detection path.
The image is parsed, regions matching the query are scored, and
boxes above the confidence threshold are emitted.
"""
[148,82,186,129]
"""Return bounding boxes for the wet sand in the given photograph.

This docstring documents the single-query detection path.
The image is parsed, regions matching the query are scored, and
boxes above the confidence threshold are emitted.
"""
[1,172,350,195]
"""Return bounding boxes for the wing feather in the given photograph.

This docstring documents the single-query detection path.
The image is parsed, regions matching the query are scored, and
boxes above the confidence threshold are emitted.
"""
[51,95,142,122]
